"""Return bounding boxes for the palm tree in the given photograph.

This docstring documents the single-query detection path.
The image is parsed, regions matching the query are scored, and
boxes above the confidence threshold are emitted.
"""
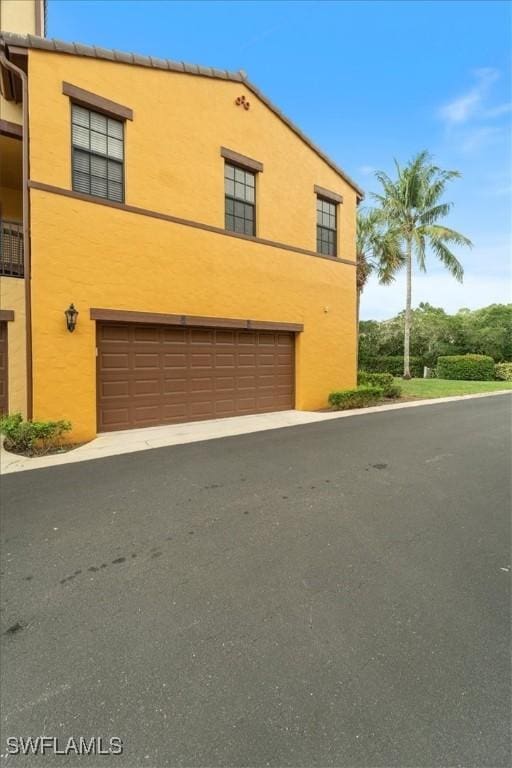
[373,151,472,378]
[356,208,404,343]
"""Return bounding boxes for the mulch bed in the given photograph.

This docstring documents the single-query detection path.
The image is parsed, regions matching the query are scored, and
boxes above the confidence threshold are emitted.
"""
[3,442,87,458]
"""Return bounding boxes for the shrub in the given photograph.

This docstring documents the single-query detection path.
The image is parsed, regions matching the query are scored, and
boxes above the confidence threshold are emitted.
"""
[328,385,383,410]
[495,362,512,381]
[0,413,72,456]
[384,384,402,399]
[359,355,424,378]
[436,354,495,381]
[357,371,402,398]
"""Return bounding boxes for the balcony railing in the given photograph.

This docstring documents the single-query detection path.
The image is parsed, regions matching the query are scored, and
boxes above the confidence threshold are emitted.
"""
[0,220,24,278]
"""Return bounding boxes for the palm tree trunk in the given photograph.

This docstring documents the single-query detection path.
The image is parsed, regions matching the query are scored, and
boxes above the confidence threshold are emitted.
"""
[403,238,412,379]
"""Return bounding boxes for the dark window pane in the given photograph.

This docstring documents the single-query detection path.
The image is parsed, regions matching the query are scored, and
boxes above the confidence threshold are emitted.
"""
[244,219,255,236]
[234,217,246,234]
[90,112,107,134]
[225,164,235,180]
[71,105,124,202]
[108,160,123,183]
[91,155,107,178]
[225,213,235,231]
[73,149,90,173]
[108,181,123,201]
[225,197,234,214]
[73,171,90,194]
[234,200,245,217]
[72,105,89,128]
[91,176,107,197]
[72,124,89,149]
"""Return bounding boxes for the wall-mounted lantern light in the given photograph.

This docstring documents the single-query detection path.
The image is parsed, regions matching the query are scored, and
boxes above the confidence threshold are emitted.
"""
[64,303,79,332]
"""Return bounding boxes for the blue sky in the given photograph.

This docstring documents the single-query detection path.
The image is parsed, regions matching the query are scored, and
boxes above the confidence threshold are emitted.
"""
[48,0,511,319]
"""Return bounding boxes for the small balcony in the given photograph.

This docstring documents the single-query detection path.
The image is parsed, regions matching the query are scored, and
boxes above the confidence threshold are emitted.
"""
[0,221,24,278]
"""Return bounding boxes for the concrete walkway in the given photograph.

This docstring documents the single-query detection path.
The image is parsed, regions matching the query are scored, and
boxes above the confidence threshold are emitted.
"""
[1,390,510,475]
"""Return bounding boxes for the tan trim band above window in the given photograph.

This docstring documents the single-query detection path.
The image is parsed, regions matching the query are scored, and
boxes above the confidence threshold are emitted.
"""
[90,308,303,332]
[62,82,134,121]
[29,181,356,266]
[0,310,15,322]
[0,119,22,139]
[314,185,343,204]
[221,147,263,173]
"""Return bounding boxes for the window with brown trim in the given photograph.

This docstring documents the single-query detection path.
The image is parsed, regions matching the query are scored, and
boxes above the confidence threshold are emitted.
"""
[224,163,256,236]
[71,105,124,203]
[316,196,337,256]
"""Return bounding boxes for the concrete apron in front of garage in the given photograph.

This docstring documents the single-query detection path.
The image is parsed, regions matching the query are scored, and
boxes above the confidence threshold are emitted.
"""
[1,390,510,475]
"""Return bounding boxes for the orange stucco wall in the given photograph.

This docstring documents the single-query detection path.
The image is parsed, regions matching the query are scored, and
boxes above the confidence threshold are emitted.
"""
[26,49,357,440]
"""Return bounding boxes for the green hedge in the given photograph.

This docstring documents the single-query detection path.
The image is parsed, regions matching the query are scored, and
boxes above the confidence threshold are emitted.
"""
[436,354,495,381]
[0,412,71,456]
[495,362,512,381]
[328,386,383,410]
[358,371,402,398]
[359,355,424,378]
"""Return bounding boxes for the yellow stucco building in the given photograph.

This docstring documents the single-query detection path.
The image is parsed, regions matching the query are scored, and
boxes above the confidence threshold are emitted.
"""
[0,0,363,441]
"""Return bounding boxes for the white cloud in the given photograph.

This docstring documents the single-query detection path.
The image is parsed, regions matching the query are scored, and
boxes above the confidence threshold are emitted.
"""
[360,271,511,320]
[461,125,504,153]
[439,68,500,125]
[358,165,375,176]
[484,102,512,119]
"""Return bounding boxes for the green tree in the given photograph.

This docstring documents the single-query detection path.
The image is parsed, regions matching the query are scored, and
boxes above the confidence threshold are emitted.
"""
[373,151,472,377]
[356,208,404,346]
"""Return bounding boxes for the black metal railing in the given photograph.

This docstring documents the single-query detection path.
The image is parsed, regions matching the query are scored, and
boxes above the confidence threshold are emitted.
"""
[0,220,24,277]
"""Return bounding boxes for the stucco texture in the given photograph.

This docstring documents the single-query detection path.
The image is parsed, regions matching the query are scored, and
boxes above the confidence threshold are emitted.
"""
[27,49,357,440]
[0,276,26,415]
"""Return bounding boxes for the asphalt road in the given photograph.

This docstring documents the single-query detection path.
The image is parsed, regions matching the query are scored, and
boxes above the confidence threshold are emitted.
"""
[1,396,511,767]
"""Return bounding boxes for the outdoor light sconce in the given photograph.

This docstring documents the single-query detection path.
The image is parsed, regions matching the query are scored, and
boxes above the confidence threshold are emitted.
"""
[64,303,79,332]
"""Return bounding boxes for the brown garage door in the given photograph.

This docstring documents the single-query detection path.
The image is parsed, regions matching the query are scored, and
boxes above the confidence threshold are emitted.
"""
[97,323,295,432]
[0,322,7,415]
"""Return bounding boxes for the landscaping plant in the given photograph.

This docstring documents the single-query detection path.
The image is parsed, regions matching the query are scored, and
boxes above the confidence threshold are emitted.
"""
[328,386,384,410]
[358,371,402,398]
[436,354,495,381]
[495,362,512,381]
[0,413,72,456]
[373,151,472,378]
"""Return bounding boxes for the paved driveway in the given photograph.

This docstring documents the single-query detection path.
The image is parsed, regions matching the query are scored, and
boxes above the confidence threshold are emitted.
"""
[1,396,510,767]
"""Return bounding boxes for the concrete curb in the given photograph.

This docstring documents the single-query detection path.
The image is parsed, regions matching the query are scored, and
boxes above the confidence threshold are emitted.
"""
[1,390,510,475]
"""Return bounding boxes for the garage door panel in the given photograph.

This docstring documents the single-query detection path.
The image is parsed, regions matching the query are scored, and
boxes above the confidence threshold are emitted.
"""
[162,328,187,344]
[101,352,130,370]
[190,329,214,344]
[162,403,188,420]
[133,353,160,369]
[216,353,235,367]
[97,323,295,431]
[101,325,130,342]
[133,405,161,425]
[163,377,187,393]
[215,330,235,344]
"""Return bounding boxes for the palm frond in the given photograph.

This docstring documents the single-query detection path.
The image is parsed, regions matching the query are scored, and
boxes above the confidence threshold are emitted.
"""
[429,238,464,281]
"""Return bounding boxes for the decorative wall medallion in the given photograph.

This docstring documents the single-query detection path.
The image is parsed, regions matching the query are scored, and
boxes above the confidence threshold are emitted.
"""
[235,95,250,111]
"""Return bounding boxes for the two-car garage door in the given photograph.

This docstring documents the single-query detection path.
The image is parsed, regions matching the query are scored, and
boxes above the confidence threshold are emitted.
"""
[97,323,295,432]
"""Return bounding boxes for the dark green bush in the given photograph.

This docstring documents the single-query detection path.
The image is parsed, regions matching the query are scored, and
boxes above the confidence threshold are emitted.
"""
[436,354,495,381]
[495,362,512,381]
[328,386,384,410]
[385,385,402,399]
[359,355,424,378]
[357,371,401,397]
[0,412,72,456]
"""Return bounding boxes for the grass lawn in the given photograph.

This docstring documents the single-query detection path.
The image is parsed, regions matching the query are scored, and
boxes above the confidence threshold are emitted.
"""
[394,378,512,398]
